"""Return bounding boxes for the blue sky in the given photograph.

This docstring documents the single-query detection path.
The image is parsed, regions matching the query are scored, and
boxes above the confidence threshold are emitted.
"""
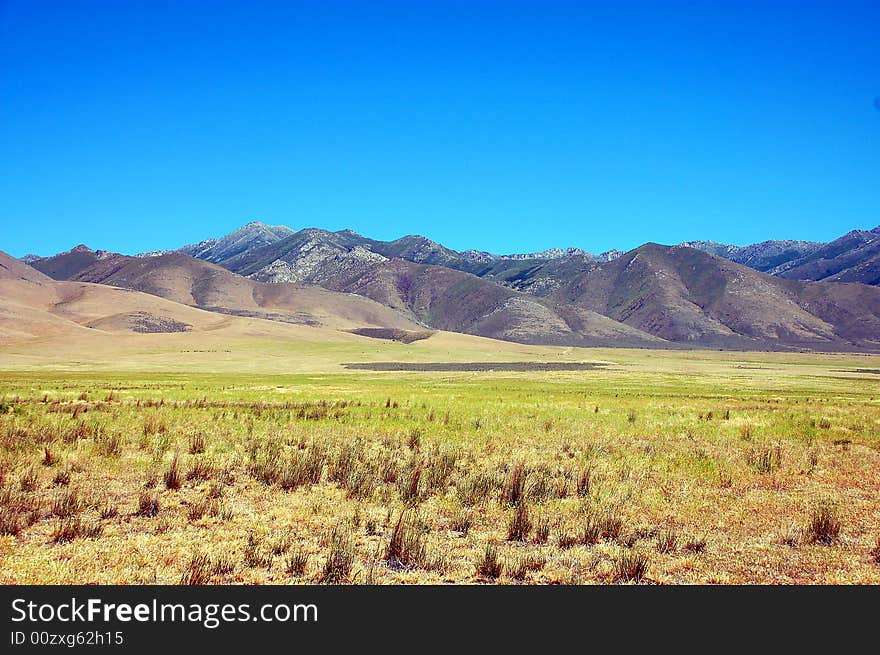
[2,1,878,257]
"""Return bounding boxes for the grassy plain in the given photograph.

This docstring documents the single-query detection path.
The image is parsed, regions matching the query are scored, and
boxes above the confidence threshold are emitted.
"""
[1,332,878,584]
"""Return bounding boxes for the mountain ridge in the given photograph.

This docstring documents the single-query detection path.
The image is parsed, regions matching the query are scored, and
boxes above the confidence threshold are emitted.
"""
[159,221,880,287]
[24,223,880,352]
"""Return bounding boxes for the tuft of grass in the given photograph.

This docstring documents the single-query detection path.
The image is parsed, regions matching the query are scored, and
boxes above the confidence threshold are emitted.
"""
[476,543,503,579]
[506,552,546,580]
[285,547,309,577]
[180,552,212,585]
[19,467,38,492]
[319,528,355,584]
[51,488,80,518]
[805,504,841,545]
[502,463,528,506]
[52,517,103,543]
[186,458,214,481]
[683,536,707,554]
[0,508,21,536]
[399,460,423,505]
[188,432,206,455]
[163,453,183,490]
[451,509,473,535]
[242,532,273,569]
[136,492,160,517]
[385,511,431,569]
[613,550,649,583]
[576,466,592,497]
[656,528,677,554]
[506,501,532,542]
[52,469,71,487]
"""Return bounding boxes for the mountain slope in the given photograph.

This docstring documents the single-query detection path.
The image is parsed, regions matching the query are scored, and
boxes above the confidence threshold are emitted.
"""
[472,253,598,296]
[29,245,117,280]
[322,258,663,347]
[681,239,823,272]
[142,221,880,288]
[774,228,880,285]
[47,251,422,331]
[0,250,232,340]
[551,244,880,349]
[221,228,387,284]
[178,221,296,263]
[186,224,604,287]
[679,226,880,284]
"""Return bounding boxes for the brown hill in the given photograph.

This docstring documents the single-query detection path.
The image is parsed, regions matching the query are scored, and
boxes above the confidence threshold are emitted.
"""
[1,250,55,285]
[29,245,117,280]
[551,244,880,350]
[38,251,421,331]
[0,250,233,340]
[323,258,664,347]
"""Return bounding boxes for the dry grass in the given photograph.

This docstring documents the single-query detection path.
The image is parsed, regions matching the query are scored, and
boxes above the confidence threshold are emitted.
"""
[476,543,503,579]
[613,550,650,583]
[0,347,879,584]
[805,504,841,545]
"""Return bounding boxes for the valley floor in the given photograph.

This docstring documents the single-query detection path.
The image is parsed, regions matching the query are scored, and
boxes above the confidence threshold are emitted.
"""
[1,335,878,584]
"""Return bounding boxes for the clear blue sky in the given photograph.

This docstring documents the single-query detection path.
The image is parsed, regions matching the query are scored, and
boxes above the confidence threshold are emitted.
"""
[2,1,878,257]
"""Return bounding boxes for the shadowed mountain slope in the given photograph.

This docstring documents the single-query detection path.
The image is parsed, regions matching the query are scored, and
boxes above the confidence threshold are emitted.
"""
[681,239,822,272]
[550,244,880,349]
[321,257,664,347]
[774,228,880,285]
[29,245,117,280]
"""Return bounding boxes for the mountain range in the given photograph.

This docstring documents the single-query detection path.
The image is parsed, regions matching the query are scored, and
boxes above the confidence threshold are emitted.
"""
[14,221,880,352]
[168,221,879,289]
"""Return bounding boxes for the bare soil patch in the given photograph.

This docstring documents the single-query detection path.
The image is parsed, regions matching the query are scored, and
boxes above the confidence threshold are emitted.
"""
[344,361,607,371]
